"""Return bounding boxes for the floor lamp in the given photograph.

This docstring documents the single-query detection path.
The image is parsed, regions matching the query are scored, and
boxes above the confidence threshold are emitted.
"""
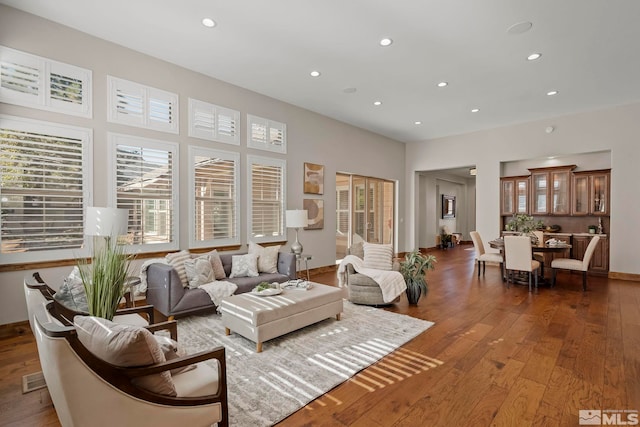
[286,209,308,255]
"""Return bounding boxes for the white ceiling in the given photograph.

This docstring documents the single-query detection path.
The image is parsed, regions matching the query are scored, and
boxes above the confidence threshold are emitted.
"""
[3,0,640,143]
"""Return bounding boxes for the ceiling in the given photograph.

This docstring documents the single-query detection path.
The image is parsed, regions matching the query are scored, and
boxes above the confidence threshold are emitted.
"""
[3,0,640,143]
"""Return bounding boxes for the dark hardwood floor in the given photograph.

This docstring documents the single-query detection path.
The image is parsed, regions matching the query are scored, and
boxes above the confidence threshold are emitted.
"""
[1,245,638,426]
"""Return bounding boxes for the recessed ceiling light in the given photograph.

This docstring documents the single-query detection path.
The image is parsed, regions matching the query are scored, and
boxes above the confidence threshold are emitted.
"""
[414,121,422,125]
[379,38,393,47]
[507,21,533,35]
[437,81,448,88]
[310,70,321,77]
[471,108,480,113]
[547,90,558,96]
[373,101,382,106]
[202,18,216,28]
[527,53,542,61]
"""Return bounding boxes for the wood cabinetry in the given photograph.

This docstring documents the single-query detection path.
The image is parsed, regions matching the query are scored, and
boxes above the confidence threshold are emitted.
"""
[571,170,610,216]
[529,165,575,215]
[572,234,609,273]
[500,176,529,215]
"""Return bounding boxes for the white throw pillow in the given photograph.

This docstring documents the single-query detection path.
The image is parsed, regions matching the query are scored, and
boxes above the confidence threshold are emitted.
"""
[248,241,280,274]
[363,242,393,271]
[165,250,191,288]
[229,253,259,278]
[73,316,176,396]
[184,255,214,289]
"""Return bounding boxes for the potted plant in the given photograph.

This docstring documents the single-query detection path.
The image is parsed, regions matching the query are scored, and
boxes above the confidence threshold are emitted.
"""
[400,250,437,305]
[76,238,132,320]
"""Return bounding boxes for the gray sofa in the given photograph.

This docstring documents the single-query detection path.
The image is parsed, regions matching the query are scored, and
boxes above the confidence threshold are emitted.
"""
[146,252,297,318]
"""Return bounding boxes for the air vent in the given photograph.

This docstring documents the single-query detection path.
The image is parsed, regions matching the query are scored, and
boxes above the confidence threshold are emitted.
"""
[22,371,46,394]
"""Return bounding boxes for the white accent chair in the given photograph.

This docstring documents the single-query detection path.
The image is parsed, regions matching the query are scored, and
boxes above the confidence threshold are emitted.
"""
[24,281,229,427]
[504,235,541,292]
[470,231,504,280]
[551,235,600,291]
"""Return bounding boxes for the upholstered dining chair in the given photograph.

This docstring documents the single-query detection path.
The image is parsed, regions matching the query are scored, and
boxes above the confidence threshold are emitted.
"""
[551,235,600,291]
[504,235,541,292]
[470,231,504,280]
[532,230,546,277]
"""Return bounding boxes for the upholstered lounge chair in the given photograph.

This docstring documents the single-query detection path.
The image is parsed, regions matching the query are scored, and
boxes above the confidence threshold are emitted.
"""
[344,243,401,306]
[25,282,228,427]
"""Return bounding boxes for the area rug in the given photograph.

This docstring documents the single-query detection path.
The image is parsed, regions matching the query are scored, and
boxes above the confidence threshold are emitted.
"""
[177,300,434,426]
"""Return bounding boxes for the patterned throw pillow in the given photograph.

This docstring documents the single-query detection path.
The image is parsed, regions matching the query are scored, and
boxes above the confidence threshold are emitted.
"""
[363,242,393,271]
[205,249,226,280]
[165,250,191,288]
[53,266,89,311]
[74,316,176,396]
[184,255,214,288]
[154,335,196,375]
[248,241,280,274]
[229,253,259,278]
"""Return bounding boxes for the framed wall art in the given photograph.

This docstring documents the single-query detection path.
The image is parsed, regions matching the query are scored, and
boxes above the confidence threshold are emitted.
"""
[303,162,324,194]
[442,194,456,219]
[303,198,324,230]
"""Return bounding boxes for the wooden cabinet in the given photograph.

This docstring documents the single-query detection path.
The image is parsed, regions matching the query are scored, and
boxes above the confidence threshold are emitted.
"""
[529,166,575,215]
[572,234,609,273]
[500,176,529,215]
[572,170,610,216]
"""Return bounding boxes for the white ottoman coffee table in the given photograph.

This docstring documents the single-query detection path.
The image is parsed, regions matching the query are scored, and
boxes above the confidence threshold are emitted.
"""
[219,282,344,352]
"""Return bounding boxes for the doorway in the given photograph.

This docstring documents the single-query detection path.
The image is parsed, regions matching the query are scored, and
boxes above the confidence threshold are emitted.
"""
[336,173,395,261]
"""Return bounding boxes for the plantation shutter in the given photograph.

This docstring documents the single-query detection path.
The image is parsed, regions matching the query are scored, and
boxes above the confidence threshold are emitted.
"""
[337,188,349,234]
[0,46,92,117]
[188,98,240,145]
[112,135,177,250]
[190,147,239,247]
[108,76,178,134]
[248,156,285,242]
[0,116,90,263]
[247,114,287,154]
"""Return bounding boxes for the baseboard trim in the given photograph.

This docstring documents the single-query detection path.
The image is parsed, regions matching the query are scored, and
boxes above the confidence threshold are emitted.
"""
[608,271,640,282]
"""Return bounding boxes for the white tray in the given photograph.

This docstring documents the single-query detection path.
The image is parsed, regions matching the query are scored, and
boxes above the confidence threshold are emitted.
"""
[251,288,282,297]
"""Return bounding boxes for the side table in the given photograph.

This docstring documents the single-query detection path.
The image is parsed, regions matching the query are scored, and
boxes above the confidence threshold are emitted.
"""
[295,254,312,281]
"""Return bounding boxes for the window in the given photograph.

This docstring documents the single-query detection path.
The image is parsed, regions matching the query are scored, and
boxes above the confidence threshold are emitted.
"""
[188,98,240,145]
[0,46,92,118]
[107,76,178,134]
[0,115,92,264]
[246,114,286,153]
[247,155,286,243]
[109,133,178,252]
[188,146,240,248]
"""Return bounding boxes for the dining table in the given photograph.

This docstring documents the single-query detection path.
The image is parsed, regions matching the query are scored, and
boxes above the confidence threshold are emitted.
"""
[488,237,572,285]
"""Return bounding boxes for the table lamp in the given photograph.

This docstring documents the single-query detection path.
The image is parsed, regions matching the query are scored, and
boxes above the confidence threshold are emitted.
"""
[85,207,129,245]
[286,209,308,255]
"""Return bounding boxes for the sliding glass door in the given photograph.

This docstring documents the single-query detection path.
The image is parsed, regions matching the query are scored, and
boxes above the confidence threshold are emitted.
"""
[336,173,394,261]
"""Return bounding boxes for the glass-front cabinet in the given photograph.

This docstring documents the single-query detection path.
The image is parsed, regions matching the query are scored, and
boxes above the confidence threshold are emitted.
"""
[572,170,610,216]
[500,176,529,215]
[529,166,575,215]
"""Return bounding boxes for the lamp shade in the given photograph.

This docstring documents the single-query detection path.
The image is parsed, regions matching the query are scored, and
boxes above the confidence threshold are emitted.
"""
[286,209,308,228]
[85,207,129,237]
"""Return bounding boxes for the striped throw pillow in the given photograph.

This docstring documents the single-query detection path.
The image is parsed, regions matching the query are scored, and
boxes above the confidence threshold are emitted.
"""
[363,243,393,271]
[165,250,191,288]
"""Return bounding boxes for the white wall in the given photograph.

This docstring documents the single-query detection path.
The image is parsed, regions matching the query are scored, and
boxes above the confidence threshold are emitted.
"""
[404,102,640,276]
[0,6,406,325]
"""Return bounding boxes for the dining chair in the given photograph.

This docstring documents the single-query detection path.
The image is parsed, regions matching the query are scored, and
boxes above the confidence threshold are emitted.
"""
[551,235,600,291]
[532,230,545,277]
[470,231,504,280]
[504,235,541,292]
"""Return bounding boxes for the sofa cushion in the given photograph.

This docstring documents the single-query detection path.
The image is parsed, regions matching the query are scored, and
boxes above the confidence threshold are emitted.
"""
[184,255,214,288]
[349,241,364,259]
[165,250,191,288]
[74,316,176,396]
[204,249,226,280]
[229,253,259,278]
[248,242,280,274]
[363,242,393,271]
